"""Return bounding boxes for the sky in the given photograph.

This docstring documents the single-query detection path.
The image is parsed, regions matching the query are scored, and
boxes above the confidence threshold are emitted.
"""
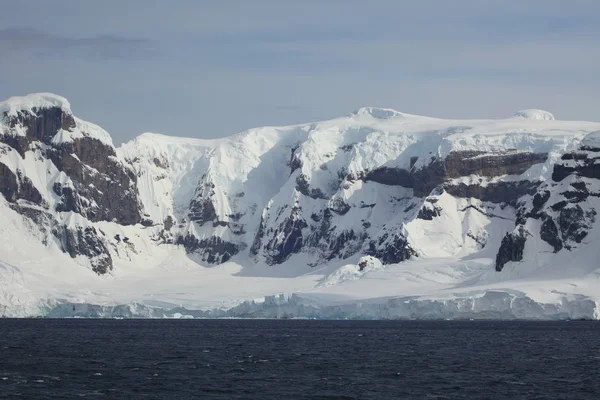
[1,0,600,144]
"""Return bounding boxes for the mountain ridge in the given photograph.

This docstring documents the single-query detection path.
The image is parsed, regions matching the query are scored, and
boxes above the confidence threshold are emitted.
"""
[2,92,600,318]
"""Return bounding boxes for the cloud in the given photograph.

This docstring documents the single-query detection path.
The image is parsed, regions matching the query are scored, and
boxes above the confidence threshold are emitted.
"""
[0,27,152,61]
[1,1,600,144]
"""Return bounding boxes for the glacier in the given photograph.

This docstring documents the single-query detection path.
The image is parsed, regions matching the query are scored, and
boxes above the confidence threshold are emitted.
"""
[1,93,600,319]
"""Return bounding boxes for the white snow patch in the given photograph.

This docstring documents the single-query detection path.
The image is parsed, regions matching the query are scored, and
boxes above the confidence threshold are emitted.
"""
[0,93,71,117]
[512,109,555,121]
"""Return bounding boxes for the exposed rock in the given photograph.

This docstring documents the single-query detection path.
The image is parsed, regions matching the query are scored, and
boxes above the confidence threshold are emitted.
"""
[540,217,563,253]
[263,207,308,264]
[411,158,446,197]
[163,216,174,231]
[417,198,442,220]
[176,234,239,264]
[329,198,350,215]
[2,106,76,155]
[250,215,266,257]
[363,166,412,187]
[0,163,44,205]
[1,105,141,225]
[558,205,593,247]
[295,174,327,199]
[532,190,551,213]
[188,182,217,225]
[288,144,302,174]
[362,151,545,199]
[552,145,600,182]
[56,225,113,274]
[358,256,383,271]
[48,138,140,225]
[445,150,547,178]
[495,226,528,271]
[445,181,539,207]
[366,231,416,265]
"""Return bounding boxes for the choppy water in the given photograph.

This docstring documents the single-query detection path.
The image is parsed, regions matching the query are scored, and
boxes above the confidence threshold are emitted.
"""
[1,319,600,399]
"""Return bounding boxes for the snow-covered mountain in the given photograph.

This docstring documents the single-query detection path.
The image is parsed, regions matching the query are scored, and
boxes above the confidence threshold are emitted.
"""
[2,93,600,319]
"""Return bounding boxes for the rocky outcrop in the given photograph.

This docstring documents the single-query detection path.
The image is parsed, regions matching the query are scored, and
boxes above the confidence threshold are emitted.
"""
[552,150,600,182]
[362,150,546,200]
[445,150,547,178]
[2,95,599,279]
[0,162,44,205]
[539,217,563,253]
[366,231,416,265]
[445,181,539,207]
[48,137,140,225]
[176,234,239,264]
[58,225,113,274]
[495,226,528,271]
[1,106,141,225]
[499,135,600,264]
[263,206,308,264]
[417,197,442,220]
[2,106,76,155]
[0,101,143,274]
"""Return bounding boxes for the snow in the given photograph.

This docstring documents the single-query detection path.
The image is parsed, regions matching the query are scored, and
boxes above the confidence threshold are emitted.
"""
[512,109,555,121]
[0,93,71,117]
[580,130,600,149]
[0,93,113,147]
[3,94,600,319]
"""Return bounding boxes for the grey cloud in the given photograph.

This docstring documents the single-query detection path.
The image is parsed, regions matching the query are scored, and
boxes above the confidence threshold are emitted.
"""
[0,28,152,61]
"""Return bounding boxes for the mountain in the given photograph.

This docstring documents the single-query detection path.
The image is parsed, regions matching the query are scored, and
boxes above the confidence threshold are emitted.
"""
[1,93,600,319]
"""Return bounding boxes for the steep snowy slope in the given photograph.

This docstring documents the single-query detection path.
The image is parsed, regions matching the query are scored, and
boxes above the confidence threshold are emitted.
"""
[2,93,600,318]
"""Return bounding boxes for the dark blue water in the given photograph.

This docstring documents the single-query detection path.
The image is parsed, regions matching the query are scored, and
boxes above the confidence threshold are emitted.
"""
[1,320,600,399]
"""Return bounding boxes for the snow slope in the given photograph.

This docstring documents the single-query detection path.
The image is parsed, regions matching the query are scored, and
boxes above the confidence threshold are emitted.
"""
[2,93,600,319]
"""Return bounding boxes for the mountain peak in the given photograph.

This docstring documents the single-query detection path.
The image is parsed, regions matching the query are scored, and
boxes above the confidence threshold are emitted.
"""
[0,93,71,117]
[512,109,555,121]
[351,107,404,120]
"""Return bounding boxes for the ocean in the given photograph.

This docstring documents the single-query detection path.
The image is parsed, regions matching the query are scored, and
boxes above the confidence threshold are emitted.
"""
[1,319,599,399]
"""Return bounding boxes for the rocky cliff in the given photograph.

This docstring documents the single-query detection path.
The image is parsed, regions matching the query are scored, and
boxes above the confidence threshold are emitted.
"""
[2,95,600,279]
[0,94,141,273]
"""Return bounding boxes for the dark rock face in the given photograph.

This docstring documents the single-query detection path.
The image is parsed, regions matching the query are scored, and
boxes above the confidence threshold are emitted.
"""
[303,207,367,262]
[552,150,600,182]
[362,160,446,197]
[558,205,594,247]
[445,151,547,178]
[47,137,141,225]
[263,207,308,264]
[410,159,446,197]
[540,218,563,253]
[445,181,539,207]
[495,226,528,271]
[532,190,551,213]
[176,234,239,264]
[295,174,327,199]
[0,162,18,202]
[189,197,217,225]
[361,150,546,200]
[288,144,302,174]
[0,146,44,205]
[363,166,412,188]
[499,138,600,268]
[250,215,266,257]
[1,107,141,226]
[366,231,416,264]
[417,198,442,220]
[55,225,112,274]
[263,148,547,267]
[0,105,144,274]
[3,107,76,155]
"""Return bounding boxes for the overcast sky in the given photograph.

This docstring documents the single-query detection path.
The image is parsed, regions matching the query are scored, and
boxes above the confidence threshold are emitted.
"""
[2,0,600,144]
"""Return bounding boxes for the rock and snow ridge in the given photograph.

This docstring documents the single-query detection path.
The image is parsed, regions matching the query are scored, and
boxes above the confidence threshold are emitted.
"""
[2,93,600,319]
